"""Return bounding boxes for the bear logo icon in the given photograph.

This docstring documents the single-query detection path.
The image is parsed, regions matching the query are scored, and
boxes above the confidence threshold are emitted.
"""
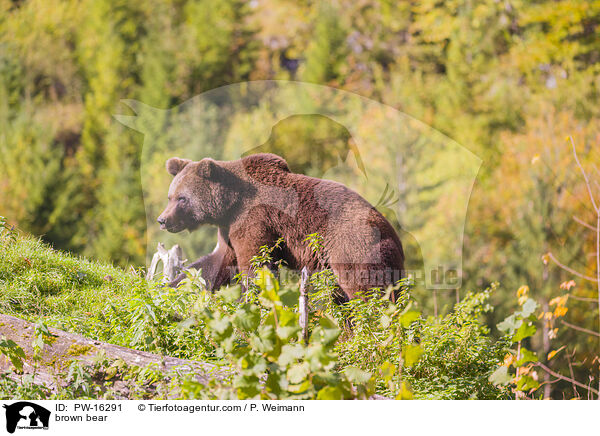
[2,402,50,433]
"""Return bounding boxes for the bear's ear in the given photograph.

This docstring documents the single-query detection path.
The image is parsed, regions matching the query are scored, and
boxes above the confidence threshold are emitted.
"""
[196,158,224,180]
[166,157,191,176]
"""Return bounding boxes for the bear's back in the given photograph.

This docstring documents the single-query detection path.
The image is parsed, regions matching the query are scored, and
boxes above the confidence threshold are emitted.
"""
[239,153,291,184]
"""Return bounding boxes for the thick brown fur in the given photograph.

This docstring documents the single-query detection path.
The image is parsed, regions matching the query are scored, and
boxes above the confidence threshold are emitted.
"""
[158,153,404,301]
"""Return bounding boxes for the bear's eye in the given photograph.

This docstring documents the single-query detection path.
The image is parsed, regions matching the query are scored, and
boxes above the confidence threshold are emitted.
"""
[177,197,187,204]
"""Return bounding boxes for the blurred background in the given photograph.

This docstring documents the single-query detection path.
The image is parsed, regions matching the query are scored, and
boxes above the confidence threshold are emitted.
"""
[1,0,599,394]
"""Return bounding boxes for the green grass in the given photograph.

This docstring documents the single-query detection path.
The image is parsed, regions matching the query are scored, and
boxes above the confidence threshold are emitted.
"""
[0,234,146,336]
[0,233,214,364]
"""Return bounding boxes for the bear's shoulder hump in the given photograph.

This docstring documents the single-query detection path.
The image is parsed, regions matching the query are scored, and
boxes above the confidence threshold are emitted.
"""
[241,153,291,174]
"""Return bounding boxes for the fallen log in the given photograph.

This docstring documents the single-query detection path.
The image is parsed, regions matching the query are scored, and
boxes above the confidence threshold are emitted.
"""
[0,314,229,397]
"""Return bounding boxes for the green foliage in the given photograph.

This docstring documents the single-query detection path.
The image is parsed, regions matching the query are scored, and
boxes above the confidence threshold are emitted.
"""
[176,268,378,400]
[0,0,260,265]
[0,338,26,372]
[489,288,544,398]
[0,373,53,401]
[401,288,510,399]
[301,3,349,84]
[0,216,17,245]
[0,233,513,400]
[104,279,212,360]
[31,322,57,363]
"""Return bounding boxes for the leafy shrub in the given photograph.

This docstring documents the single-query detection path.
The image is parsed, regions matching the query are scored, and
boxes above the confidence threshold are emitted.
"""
[176,268,379,399]
[408,288,510,399]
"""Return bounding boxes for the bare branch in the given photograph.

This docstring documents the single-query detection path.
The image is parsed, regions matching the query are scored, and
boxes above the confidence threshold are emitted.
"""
[567,350,579,398]
[535,362,599,395]
[561,320,600,337]
[570,136,599,213]
[546,252,598,282]
[568,294,599,303]
[573,215,597,231]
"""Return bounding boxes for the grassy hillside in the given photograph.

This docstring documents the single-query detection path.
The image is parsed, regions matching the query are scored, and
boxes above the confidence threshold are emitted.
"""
[0,234,144,335]
[0,231,213,364]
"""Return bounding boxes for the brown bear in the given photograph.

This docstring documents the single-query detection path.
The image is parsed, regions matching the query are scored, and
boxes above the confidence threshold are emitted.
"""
[157,153,404,302]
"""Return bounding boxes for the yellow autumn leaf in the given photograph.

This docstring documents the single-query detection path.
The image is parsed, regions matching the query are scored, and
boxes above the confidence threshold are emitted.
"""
[560,280,576,290]
[550,295,569,307]
[517,285,529,298]
[553,306,568,317]
[547,346,565,360]
[503,353,515,367]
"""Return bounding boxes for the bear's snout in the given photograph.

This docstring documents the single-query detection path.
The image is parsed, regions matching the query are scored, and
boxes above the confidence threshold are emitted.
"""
[156,208,187,233]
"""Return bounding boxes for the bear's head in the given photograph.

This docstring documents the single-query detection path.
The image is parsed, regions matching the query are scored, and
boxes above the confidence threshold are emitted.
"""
[157,157,242,232]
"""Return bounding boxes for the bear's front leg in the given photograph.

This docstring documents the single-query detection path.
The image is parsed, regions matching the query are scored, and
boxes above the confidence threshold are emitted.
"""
[229,228,282,286]
[170,229,238,290]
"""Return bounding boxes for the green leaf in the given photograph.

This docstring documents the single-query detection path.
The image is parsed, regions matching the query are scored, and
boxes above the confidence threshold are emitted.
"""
[234,374,261,399]
[265,371,284,396]
[306,343,336,370]
[279,287,300,307]
[317,386,343,400]
[379,361,396,383]
[209,317,233,340]
[287,362,310,384]
[242,357,267,376]
[276,325,301,341]
[497,314,522,335]
[287,379,311,394]
[250,325,277,353]
[233,305,260,331]
[402,344,424,368]
[489,366,512,386]
[395,381,413,400]
[513,322,536,342]
[310,316,340,346]
[256,268,280,296]
[515,375,540,392]
[278,344,305,366]
[318,315,338,330]
[343,367,372,384]
[517,298,538,318]
[219,286,241,304]
[399,310,420,328]
[277,308,298,327]
[14,346,26,359]
[9,355,24,372]
[516,347,538,366]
